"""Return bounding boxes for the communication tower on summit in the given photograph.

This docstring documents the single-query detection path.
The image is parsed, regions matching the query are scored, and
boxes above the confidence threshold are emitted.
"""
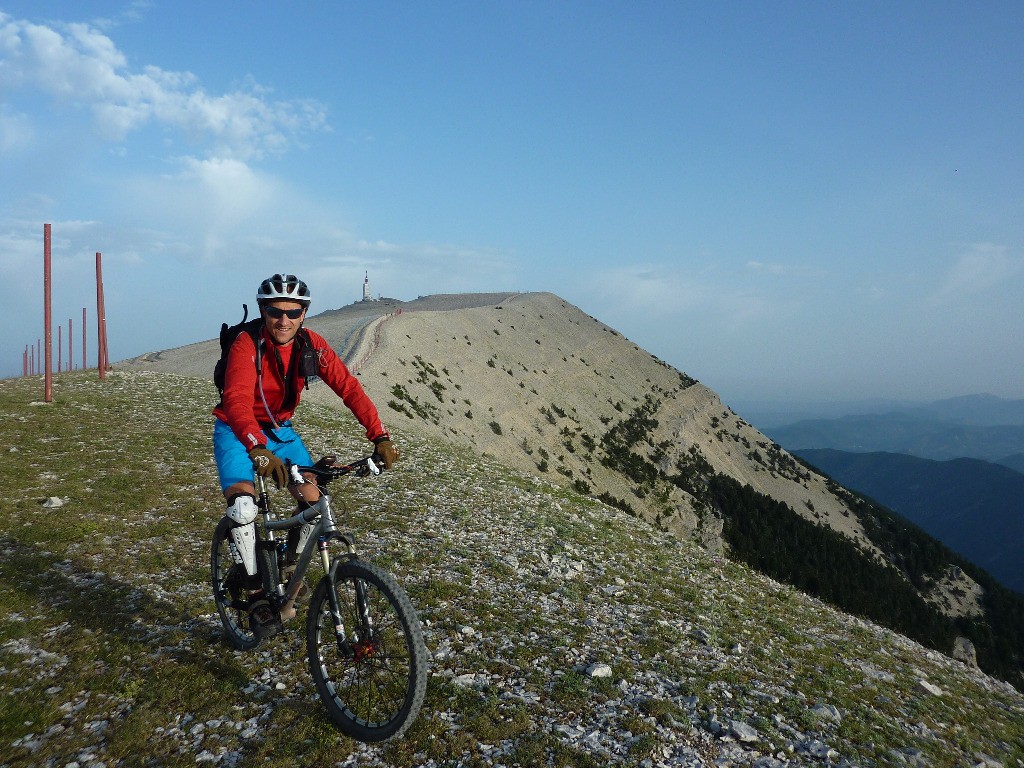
[362,271,371,302]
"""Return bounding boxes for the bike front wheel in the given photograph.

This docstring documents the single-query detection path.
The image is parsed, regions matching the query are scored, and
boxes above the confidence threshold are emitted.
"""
[307,559,428,741]
[211,516,261,651]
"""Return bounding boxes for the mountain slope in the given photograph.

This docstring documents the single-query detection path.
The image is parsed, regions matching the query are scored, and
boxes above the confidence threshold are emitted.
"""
[120,291,1024,687]
[795,449,1024,594]
[3,370,1023,767]
[999,452,1024,475]
[329,292,865,546]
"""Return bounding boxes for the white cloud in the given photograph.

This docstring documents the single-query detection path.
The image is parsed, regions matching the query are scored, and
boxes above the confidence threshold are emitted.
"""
[178,156,276,220]
[353,239,403,254]
[581,263,774,328]
[0,105,32,151]
[745,260,827,278]
[91,1,154,30]
[108,155,287,262]
[930,243,1022,304]
[0,13,326,160]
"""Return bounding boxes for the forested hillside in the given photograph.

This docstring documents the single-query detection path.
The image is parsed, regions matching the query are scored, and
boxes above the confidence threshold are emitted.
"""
[796,448,1024,594]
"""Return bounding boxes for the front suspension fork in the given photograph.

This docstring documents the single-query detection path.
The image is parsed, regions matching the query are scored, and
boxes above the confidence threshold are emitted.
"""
[323,537,372,659]
[324,540,354,657]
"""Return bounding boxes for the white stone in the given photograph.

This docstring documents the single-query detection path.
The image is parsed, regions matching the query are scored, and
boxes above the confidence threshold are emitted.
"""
[730,720,759,742]
[804,740,835,759]
[555,724,585,739]
[810,703,842,722]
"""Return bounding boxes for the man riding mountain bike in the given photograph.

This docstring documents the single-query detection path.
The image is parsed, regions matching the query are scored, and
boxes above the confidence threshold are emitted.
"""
[212,273,398,592]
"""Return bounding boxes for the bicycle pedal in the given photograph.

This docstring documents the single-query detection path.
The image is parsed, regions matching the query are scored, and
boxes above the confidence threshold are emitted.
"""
[248,599,283,640]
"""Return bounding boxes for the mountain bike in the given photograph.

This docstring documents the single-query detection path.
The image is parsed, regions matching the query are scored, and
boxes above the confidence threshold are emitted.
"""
[210,455,428,742]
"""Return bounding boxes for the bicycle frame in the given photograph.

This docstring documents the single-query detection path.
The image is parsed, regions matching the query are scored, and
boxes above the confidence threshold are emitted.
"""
[253,466,364,652]
[212,454,427,740]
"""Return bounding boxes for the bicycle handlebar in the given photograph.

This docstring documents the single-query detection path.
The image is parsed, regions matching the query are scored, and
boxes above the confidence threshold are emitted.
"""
[262,456,381,533]
[287,455,382,486]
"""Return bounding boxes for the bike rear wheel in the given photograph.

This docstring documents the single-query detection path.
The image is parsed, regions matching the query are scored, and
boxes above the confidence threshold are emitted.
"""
[211,516,261,651]
[307,559,427,741]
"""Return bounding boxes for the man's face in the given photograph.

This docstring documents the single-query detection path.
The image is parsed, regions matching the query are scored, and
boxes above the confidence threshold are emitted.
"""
[261,300,307,345]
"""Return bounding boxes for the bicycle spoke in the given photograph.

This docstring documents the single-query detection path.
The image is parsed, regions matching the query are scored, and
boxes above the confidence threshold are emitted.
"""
[306,560,427,741]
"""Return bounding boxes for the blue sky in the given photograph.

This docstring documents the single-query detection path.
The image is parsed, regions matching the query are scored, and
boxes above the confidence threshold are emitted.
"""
[3,1,1023,407]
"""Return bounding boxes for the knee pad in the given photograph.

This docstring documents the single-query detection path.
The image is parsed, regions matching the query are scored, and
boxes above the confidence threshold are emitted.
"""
[225,495,259,576]
[286,521,315,564]
[226,494,258,525]
[285,498,315,563]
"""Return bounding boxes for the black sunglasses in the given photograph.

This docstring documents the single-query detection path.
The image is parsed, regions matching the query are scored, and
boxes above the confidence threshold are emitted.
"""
[263,305,305,320]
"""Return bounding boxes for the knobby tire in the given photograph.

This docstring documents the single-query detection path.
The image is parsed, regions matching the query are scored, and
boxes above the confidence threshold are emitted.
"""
[306,559,428,741]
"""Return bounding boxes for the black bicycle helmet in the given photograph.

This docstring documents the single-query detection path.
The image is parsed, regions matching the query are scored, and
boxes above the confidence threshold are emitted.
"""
[257,273,311,306]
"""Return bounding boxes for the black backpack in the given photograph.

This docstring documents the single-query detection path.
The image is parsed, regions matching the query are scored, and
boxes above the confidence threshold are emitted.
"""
[214,304,320,399]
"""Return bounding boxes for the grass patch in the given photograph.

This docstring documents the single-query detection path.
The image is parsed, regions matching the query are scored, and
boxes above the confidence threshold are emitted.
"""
[0,371,1020,768]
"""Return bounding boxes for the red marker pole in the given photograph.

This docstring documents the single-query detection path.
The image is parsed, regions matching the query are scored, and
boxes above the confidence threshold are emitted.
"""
[58,323,62,373]
[68,318,73,371]
[82,307,87,370]
[96,253,106,379]
[44,224,52,401]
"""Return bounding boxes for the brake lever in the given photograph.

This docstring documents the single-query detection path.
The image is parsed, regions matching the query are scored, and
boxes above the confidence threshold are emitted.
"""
[359,456,381,477]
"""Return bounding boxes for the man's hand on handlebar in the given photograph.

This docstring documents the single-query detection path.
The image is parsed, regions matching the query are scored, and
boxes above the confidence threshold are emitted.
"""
[372,437,399,469]
[249,447,288,488]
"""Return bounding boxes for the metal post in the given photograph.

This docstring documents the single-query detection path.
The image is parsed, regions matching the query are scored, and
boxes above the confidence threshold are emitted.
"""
[69,318,73,371]
[24,346,28,377]
[44,224,52,401]
[82,307,87,370]
[58,323,62,372]
[96,253,106,379]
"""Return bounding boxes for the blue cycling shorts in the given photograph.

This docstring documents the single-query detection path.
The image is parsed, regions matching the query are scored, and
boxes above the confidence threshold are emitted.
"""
[213,419,313,492]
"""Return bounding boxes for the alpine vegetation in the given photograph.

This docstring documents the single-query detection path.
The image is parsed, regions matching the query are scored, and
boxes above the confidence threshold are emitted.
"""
[2,370,1022,767]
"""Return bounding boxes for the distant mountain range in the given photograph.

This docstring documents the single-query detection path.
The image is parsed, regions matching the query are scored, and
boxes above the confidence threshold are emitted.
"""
[904,393,1024,426]
[795,448,1024,594]
[759,394,1024,595]
[763,395,1024,465]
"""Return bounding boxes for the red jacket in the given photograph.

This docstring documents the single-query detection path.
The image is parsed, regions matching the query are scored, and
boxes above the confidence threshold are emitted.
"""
[213,325,387,450]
